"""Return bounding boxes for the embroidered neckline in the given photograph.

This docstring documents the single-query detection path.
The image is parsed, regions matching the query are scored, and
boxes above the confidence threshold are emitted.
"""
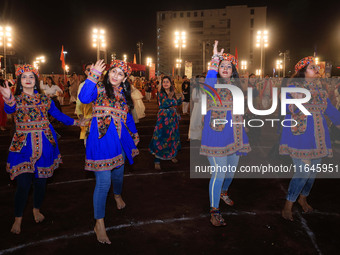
[21,92,40,102]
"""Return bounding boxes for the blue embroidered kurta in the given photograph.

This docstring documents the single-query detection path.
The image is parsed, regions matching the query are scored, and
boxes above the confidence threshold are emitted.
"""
[78,76,139,171]
[279,83,340,159]
[200,69,251,157]
[149,91,182,160]
[4,92,76,180]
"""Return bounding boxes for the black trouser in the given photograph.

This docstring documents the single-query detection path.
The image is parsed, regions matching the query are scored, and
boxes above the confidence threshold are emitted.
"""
[14,173,47,217]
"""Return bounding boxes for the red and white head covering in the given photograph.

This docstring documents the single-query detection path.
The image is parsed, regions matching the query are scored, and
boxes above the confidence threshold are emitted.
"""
[15,64,39,78]
[110,60,132,76]
[294,56,315,73]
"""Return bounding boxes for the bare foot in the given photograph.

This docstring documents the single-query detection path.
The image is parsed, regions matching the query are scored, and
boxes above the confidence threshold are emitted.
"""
[11,217,22,234]
[171,158,178,163]
[282,200,294,221]
[210,213,227,227]
[33,208,45,223]
[298,195,313,213]
[114,194,126,210]
[94,219,111,244]
[155,163,161,170]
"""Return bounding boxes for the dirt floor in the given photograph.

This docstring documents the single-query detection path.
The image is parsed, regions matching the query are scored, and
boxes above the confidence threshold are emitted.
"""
[0,98,339,255]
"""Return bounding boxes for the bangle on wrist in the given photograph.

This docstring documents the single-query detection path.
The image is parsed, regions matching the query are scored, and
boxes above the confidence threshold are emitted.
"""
[209,60,219,71]
[91,68,102,75]
[3,93,15,106]
[88,70,101,83]
[73,119,80,126]
[211,54,222,60]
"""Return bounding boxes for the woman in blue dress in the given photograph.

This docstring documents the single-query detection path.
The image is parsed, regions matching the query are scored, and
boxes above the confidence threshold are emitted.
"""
[280,57,340,221]
[200,41,251,226]
[0,65,83,234]
[79,60,139,244]
[149,76,183,170]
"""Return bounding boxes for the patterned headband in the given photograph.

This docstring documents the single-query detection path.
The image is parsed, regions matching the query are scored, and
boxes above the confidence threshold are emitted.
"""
[221,53,237,67]
[15,64,39,78]
[295,56,315,73]
[110,60,132,76]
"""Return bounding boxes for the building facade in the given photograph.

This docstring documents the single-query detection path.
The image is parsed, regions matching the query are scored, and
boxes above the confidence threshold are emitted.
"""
[156,5,267,77]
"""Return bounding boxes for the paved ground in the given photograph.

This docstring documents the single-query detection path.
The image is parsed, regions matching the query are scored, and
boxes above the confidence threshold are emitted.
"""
[0,98,340,255]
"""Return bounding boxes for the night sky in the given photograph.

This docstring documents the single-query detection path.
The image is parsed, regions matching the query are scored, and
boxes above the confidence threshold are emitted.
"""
[1,0,340,75]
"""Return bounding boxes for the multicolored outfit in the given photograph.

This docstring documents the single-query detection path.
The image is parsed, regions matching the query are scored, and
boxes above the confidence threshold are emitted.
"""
[78,67,139,219]
[4,92,77,180]
[279,81,340,202]
[149,91,182,160]
[3,91,78,217]
[200,58,251,212]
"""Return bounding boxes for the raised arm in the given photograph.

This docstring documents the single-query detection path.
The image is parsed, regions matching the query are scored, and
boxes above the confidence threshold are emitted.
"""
[0,81,16,114]
[205,40,223,89]
[79,60,106,104]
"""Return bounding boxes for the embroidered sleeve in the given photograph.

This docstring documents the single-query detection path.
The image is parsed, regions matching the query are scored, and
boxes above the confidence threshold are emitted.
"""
[131,132,140,146]
[3,94,16,114]
[3,94,16,107]
[209,59,220,72]
[73,119,80,126]
[87,69,102,84]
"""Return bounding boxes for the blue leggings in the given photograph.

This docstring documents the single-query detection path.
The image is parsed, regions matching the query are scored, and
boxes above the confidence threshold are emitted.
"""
[207,153,240,208]
[14,173,47,217]
[286,158,322,202]
[93,152,125,219]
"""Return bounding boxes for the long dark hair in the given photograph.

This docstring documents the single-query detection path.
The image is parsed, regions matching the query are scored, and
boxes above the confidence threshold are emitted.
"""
[83,63,93,78]
[288,66,308,88]
[291,66,307,79]
[102,67,134,112]
[15,73,41,95]
[248,73,257,86]
[160,75,174,95]
[46,76,56,85]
